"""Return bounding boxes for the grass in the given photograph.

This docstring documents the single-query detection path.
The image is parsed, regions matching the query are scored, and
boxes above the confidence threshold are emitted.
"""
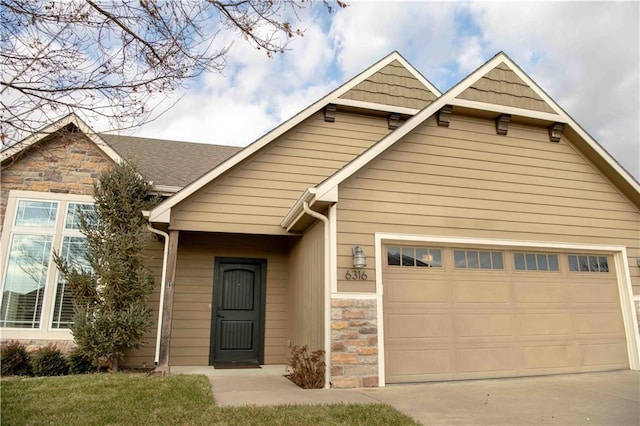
[1,373,419,425]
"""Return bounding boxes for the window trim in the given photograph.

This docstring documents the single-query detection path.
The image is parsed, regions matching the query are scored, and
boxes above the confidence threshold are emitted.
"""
[0,190,93,340]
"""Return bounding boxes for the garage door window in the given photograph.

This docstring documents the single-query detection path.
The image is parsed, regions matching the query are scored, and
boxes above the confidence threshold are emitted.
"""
[514,253,559,271]
[568,255,609,273]
[387,247,442,268]
[454,250,503,270]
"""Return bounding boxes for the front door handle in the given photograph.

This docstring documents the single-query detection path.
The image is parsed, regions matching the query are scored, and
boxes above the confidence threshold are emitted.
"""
[217,313,225,318]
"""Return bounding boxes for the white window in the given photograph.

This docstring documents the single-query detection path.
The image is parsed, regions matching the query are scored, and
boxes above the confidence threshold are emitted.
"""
[0,191,93,337]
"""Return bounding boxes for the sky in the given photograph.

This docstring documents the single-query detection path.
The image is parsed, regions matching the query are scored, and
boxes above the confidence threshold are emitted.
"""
[125,1,640,180]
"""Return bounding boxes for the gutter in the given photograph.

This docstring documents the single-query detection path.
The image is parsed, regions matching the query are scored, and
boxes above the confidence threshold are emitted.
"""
[145,218,170,366]
[302,201,332,389]
[281,188,316,231]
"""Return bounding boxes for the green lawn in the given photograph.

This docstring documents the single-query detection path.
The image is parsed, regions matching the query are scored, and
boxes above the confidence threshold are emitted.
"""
[1,373,419,425]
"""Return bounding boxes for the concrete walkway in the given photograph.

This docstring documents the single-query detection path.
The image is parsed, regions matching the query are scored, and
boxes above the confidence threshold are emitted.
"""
[171,366,640,425]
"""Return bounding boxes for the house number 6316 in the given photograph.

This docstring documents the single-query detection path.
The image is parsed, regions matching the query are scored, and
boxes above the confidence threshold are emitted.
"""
[345,270,367,280]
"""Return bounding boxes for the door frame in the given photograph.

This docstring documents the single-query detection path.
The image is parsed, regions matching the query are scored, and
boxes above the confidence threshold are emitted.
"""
[209,257,267,366]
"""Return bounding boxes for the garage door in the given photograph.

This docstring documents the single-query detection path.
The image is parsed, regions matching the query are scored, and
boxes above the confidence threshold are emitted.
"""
[383,245,629,383]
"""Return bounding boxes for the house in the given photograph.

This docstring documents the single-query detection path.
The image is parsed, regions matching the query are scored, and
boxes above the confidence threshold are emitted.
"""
[1,52,639,388]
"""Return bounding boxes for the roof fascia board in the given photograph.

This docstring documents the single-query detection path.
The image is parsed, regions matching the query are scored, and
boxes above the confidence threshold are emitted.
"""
[1,113,122,164]
[148,51,426,223]
[332,98,420,116]
[313,52,640,201]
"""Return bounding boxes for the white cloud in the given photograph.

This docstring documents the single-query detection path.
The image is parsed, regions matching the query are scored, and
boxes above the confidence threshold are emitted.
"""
[468,1,640,179]
[121,1,638,179]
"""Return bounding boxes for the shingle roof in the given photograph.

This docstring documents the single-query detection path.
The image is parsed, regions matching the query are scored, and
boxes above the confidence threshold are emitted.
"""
[100,134,242,188]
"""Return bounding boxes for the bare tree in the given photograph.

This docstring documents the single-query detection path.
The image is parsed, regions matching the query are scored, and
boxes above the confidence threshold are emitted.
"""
[1,0,345,147]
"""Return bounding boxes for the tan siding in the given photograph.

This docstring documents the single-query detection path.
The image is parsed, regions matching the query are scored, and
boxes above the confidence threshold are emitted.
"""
[336,115,640,295]
[169,232,291,366]
[122,236,164,368]
[287,220,325,352]
[340,60,437,109]
[172,111,392,233]
[457,62,556,113]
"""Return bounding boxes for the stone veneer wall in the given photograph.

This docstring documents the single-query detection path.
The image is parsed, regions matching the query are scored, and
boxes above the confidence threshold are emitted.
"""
[0,131,112,232]
[330,298,379,388]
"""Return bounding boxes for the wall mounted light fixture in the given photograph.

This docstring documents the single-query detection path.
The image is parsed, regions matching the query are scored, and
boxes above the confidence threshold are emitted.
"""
[352,245,367,268]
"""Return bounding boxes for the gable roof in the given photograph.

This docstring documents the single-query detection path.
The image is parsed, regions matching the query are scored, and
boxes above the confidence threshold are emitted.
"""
[1,113,242,194]
[0,113,123,166]
[281,52,640,228]
[147,51,441,223]
[100,134,241,190]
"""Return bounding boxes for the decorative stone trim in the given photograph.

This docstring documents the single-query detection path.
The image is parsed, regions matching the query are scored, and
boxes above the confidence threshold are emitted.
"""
[330,298,378,388]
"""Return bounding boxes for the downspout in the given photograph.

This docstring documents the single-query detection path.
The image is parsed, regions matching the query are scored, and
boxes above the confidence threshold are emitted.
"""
[146,224,169,366]
[302,201,331,389]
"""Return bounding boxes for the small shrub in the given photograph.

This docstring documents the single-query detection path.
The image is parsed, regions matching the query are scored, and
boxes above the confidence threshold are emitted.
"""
[286,345,325,389]
[31,345,69,376]
[1,341,32,376]
[67,348,97,374]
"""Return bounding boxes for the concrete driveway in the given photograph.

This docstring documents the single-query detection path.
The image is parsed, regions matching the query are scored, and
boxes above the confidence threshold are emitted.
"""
[172,366,639,425]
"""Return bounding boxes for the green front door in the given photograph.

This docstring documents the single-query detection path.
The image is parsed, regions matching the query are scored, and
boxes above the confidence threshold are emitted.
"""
[210,258,266,365]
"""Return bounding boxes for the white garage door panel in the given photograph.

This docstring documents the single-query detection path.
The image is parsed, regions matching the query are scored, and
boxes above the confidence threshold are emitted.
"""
[384,246,629,383]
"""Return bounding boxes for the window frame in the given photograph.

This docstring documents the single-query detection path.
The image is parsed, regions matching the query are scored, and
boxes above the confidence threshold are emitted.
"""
[0,190,93,339]
[386,246,443,268]
[453,249,505,270]
[567,254,610,273]
[513,252,561,272]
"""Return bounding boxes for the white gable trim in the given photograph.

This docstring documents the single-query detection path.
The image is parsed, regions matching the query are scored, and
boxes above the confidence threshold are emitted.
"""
[312,52,640,201]
[148,51,440,223]
[1,113,122,165]
[331,98,420,116]
[449,98,564,123]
